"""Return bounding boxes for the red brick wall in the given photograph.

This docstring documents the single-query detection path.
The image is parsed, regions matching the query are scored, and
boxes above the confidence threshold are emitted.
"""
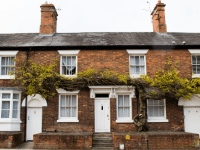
[112,132,199,149]
[0,132,24,148]
[33,132,92,149]
[146,50,191,78]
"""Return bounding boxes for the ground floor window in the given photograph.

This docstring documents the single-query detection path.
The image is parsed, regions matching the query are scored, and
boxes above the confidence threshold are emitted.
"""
[147,99,168,122]
[0,91,21,120]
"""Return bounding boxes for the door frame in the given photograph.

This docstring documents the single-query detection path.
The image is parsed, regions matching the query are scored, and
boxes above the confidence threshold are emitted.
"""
[95,98,110,133]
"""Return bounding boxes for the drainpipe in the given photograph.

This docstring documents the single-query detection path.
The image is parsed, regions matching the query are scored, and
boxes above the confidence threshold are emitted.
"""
[24,47,31,141]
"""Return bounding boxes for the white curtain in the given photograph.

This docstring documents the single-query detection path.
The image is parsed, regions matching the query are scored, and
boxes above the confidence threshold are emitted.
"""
[148,99,164,117]
[1,101,10,118]
[12,101,18,118]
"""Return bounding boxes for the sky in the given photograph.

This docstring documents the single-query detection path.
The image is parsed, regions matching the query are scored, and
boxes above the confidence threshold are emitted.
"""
[0,0,200,33]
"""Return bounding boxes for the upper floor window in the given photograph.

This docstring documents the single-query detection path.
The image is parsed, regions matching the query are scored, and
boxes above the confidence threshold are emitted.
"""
[147,99,168,122]
[0,51,18,79]
[58,50,80,77]
[56,88,79,122]
[192,55,200,75]
[127,50,148,78]
[0,91,21,121]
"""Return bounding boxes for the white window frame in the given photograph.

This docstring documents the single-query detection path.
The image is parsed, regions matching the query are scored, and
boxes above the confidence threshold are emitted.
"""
[0,51,18,79]
[147,99,168,122]
[58,50,80,77]
[116,94,133,123]
[56,88,79,122]
[0,90,22,123]
[189,50,200,78]
[127,50,148,78]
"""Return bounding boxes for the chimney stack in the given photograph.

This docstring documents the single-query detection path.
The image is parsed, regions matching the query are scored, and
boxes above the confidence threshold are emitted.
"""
[40,3,58,34]
[151,1,167,33]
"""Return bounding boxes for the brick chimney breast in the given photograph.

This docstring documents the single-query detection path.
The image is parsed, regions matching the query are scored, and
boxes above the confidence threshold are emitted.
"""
[40,4,58,34]
[151,1,167,33]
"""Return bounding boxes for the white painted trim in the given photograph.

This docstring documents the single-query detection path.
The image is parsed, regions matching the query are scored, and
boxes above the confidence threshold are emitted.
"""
[126,50,149,55]
[192,74,200,78]
[189,49,200,54]
[116,120,133,123]
[89,86,135,98]
[147,119,169,122]
[0,120,22,123]
[57,119,79,122]
[0,51,18,56]
[22,94,47,107]
[58,50,80,55]
[56,88,80,94]
[179,95,200,106]
[0,75,15,79]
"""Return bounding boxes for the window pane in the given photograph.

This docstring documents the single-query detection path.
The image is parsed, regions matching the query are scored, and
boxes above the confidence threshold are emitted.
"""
[124,95,129,106]
[130,66,134,74]
[130,56,135,65]
[193,65,197,74]
[62,66,66,75]
[136,66,140,74]
[1,57,6,65]
[197,56,200,64]
[12,110,18,118]
[66,96,69,106]
[124,107,130,117]
[69,95,72,106]
[135,56,139,65]
[3,94,10,99]
[118,95,123,106]
[72,95,76,106]
[159,99,164,105]
[67,56,71,65]
[66,107,70,117]
[67,66,71,75]
[13,101,18,109]
[60,107,65,117]
[140,66,144,74]
[72,107,76,117]
[192,56,197,64]
[148,106,153,117]
[1,67,6,75]
[140,56,144,65]
[154,106,159,117]
[62,56,66,65]
[10,57,14,66]
[158,106,164,117]
[72,56,76,66]
[154,100,159,105]
[197,65,200,74]
[118,107,123,117]
[1,110,9,118]
[72,66,76,75]
[2,101,10,109]
[13,94,19,100]
[61,95,65,106]
[148,99,154,105]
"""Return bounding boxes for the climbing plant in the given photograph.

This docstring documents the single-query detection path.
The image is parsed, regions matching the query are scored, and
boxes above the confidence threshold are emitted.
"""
[13,58,200,131]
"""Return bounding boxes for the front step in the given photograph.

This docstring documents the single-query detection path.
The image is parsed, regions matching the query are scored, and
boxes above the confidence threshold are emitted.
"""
[92,133,114,150]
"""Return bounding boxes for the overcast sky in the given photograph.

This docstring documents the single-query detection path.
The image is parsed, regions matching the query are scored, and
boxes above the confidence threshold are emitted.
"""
[0,0,200,33]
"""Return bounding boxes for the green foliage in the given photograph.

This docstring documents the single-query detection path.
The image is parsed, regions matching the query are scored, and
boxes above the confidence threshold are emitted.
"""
[14,60,62,99]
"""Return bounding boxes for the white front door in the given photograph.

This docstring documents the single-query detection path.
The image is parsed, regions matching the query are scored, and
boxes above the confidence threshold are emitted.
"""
[95,99,110,132]
[184,106,200,138]
[27,107,42,140]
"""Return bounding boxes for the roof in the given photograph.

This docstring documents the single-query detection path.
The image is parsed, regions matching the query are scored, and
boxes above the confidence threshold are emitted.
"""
[0,32,200,49]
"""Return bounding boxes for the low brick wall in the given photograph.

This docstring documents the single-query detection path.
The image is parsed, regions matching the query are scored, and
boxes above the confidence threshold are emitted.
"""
[33,132,93,149]
[112,132,199,149]
[0,131,24,148]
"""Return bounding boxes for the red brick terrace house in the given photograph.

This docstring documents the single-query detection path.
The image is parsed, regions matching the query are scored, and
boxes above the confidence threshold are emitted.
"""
[0,1,200,149]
